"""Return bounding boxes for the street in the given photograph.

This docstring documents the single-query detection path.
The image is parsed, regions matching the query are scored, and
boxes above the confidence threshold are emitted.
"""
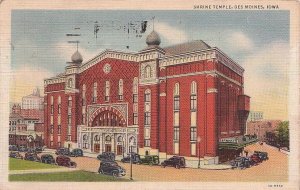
[47,143,288,182]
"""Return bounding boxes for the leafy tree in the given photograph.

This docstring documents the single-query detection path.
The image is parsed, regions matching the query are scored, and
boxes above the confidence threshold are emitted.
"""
[275,121,289,148]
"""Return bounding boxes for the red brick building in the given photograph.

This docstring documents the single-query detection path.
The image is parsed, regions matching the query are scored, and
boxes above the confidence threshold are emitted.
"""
[246,120,281,141]
[44,31,250,165]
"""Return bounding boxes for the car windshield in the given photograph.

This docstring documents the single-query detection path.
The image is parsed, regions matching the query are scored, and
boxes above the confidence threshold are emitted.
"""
[110,163,118,167]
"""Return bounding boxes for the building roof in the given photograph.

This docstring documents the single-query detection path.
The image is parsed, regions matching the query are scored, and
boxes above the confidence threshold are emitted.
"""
[20,109,44,122]
[163,40,211,56]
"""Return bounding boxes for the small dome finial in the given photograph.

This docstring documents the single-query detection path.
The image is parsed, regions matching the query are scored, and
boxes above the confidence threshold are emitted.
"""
[71,50,83,64]
[146,30,161,47]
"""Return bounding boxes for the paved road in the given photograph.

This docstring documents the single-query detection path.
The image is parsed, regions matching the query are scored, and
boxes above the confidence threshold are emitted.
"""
[35,143,288,182]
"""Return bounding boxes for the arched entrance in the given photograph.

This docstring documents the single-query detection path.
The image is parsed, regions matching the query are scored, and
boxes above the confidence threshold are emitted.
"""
[91,110,126,127]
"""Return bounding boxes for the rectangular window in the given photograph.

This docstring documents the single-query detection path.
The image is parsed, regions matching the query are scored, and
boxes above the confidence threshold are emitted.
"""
[133,113,138,125]
[68,99,72,107]
[50,125,54,134]
[82,98,86,106]
[144,93,150,102]
[174,112,179,126]
[51,105,54,114]
[118,95,123,100]
[58,104,61,114]
[191,111,197,127]
[191,143,196,156]
[174,96,180,110]
[190,95,197,110]
[105,96,109,102]
[68,115,72,125]
[82,114,86,125]
[174,127,180,141]
[144,127,150,139]
[190,127,197,141]
[144,139,150,147]
[174,142,179,154]
[133,94,138,103]
[57,142,61,147]
[50,141,53,147]
[58,125,61,134]
[144,112,151,125]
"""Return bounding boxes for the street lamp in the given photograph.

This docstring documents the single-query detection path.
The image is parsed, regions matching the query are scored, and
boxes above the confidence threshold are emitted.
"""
[197,136,201,168]
[129,140,134,180]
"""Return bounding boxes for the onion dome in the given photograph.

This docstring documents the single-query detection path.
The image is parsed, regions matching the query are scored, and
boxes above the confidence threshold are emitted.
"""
[71,50,83,64]
[146,30,161,46]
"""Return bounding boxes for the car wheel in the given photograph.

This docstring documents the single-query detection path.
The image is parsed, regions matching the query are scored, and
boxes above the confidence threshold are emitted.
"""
[149,162,153,166]
[175,165,180,169]
[112,171,118,178]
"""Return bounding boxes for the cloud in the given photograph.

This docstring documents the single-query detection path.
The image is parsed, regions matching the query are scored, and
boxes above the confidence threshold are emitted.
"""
[10,65,54,103]
[154,22,189,45]
[243,41,289,120]
[226,31,254,51]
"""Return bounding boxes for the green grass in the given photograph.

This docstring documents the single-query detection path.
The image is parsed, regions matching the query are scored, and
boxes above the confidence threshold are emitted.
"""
[9,158,60,170]
[9,170,130,182]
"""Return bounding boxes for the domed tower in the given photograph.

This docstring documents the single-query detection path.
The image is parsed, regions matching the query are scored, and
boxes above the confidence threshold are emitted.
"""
[146,31,161,48]
[70,50,83,65]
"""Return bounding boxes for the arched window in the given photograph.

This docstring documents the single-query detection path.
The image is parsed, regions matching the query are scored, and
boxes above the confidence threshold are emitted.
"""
[93,82,97,103]
[174,83,180,96]
[83,134,88,141]
[94,135,100,141]
[68,96,72,107]
[105,135,111,142]
[105,81,110,101]
[68,78,73,88]
[117,136,123,142]
[118,79,123,100]
[191,81,197,95]
[145,65,152,78]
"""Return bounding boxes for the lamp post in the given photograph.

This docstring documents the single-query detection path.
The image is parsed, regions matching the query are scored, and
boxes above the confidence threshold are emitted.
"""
[197,136,201,168]
[129,141,133,180]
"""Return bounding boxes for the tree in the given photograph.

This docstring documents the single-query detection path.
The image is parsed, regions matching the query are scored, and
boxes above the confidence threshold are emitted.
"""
[275,121,289,148]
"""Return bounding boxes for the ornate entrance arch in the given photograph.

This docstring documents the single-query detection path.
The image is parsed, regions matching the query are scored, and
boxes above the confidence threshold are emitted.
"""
[89,106,126,127]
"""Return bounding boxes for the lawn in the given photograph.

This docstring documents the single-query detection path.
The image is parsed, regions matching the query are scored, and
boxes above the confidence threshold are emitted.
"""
[9,158,60,170]
[9,170,130,181]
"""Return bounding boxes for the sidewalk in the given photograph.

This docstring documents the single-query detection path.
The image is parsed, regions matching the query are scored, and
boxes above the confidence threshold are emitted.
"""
[199,164,232,170]
[9,167,79,175]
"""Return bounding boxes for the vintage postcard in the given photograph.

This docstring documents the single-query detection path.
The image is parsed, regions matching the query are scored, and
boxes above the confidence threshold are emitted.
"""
[0,0,299,189]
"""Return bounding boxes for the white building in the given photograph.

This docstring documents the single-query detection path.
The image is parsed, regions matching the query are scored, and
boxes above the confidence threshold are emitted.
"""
[247,111,264,122]
[22,87,44,110]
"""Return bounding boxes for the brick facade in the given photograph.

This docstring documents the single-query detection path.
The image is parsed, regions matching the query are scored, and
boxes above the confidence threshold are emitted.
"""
[44,34,250,161]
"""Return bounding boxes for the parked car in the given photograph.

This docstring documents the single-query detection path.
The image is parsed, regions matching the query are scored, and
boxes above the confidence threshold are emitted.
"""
[97,152,115,161]
[230,157,251,169]
[27,148,36,153]
[161,156,186,169]
[9,151,23,159]
[55,148,70,156]
[9,145,18,151]
[40,154,56,164]
[250,154,262,165]
[18,145,28,152]
[138,155,160,166]
[35,147,43,153]
[121,153,141,164]
[24,152,41,162]
[98,161,126,177]
[69,148,84,157]
[254,151,269,161]
[56,155,77,168]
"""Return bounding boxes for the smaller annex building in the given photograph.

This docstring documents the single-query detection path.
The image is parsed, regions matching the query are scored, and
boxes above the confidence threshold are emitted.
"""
[44,30,252,166]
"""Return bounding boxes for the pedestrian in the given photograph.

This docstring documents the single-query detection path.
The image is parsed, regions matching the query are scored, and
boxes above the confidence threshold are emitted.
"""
[244,150,249,157]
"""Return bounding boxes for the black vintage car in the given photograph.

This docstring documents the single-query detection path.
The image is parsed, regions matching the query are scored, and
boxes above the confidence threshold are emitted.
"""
[18,146,28,152]
[9,151,23,159]
[9,145,18,151]
[254,151,269,161]
[230,157,251,169]
[161,156,186,169]
[40,154,56,164]
[56,155,77,168]
[35,147,43,153]
[97,152,115,161]
[69,148,84,157]
[121,153,141,164]
[24,152,41,162]
[138,155,160,166]
[55,148,70,156]
[98,161,126,177]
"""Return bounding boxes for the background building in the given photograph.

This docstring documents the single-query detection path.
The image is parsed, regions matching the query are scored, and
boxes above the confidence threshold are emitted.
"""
[44,31,251,166]
[247,111,264,122]
[22,87,44,110]
[246,120,281,141]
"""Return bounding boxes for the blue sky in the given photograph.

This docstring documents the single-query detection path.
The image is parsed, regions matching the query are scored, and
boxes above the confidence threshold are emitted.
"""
[11,10,289,120]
